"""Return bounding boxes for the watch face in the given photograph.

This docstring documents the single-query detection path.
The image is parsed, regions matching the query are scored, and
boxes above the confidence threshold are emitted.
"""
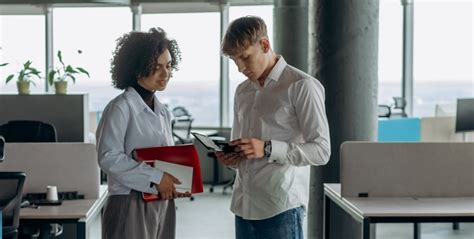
[264,141,271,156]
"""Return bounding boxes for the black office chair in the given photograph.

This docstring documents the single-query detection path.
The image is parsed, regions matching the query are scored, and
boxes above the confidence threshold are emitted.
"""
[171,107,194,145]
[0,172,26,239]
[206,137,236,194]
[0,121,57,143]
[0,121,61,238]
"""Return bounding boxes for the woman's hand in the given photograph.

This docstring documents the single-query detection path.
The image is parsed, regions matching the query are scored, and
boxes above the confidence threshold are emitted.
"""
[155,172,181,200]
[174,191,192,198]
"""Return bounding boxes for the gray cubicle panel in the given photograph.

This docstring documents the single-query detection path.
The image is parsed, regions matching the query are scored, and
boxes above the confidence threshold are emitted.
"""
[0,94,89,142]
[341,142,474,198]
[420,116,466,142]
[0,143,99,199]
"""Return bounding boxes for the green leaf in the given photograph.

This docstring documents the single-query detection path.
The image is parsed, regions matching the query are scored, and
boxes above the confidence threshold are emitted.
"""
[48,70,57,86]
[24,60,32,69]
[65,65,78,74]
[76,67,90,77]
[58,50,65,67]
[18,71,25,81]
[5,74,14,84]
[0,63,8,67]
[68,74,76,84]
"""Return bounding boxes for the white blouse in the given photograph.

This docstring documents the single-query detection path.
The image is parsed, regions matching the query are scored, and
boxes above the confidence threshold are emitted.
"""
[96,87,174,196]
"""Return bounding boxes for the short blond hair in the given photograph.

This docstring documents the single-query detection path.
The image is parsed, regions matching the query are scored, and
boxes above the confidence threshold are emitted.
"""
[221,16,268,56]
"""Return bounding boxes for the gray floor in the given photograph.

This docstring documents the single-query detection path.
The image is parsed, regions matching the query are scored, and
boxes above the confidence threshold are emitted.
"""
[90,185,474,239]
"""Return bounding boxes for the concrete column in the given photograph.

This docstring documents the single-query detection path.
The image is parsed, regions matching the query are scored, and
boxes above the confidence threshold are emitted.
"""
[307,1,379,238]
[273,0,308,71]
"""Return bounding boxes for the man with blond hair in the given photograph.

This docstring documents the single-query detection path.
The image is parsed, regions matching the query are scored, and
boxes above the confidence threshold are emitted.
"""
[216,16,331,239]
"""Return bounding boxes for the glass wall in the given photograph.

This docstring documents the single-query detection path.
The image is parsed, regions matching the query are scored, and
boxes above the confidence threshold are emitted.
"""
[413,0,473,117]
[0,15,46,93]
[53,7,132,112]
[228,5,274,126]
[142,12,220,127]
[378,0,403,106]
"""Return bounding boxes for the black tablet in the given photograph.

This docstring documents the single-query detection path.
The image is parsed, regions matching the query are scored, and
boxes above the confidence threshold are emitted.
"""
[191,132,237,153]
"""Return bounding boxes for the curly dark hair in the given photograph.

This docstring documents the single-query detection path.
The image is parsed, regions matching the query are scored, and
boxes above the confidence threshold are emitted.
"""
[110,27,181,90]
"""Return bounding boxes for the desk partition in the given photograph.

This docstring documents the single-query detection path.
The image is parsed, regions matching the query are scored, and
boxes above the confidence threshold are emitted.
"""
[0,143,99,199]
[340,142,474,198]
[0,94,89,142]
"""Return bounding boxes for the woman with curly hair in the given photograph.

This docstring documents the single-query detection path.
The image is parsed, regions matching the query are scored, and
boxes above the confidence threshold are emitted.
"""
[96,27,189,239]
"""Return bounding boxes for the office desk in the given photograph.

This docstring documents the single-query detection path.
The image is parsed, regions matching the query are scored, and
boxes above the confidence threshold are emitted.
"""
[324,183,474,239]
[20,185,108,239]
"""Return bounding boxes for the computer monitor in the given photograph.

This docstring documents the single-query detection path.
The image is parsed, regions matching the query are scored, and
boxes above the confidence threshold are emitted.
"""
[455,98,474,133]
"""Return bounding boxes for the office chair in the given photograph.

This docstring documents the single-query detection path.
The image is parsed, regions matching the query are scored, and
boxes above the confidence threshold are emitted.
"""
[206,137,236,194]
[0,121,57,143]
[171,106,194,145]
[0,172,26,239]
[0,121,61,238]
[377,105,391,118]
[391,97,408,118]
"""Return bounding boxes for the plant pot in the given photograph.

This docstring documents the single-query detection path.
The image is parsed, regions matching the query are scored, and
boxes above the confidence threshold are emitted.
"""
[54,81,68,95]
[17,81,30,95]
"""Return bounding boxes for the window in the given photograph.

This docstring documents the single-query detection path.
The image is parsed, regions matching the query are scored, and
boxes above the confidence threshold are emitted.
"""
[413,0,473,116]
[228,5,274,125]
[0,15,45,93]
[378,0,404,106]
[142,12,220,127]
[53,7,132,112]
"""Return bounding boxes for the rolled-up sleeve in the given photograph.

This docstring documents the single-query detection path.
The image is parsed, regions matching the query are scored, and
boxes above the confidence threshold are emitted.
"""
[268,78,331,166]
[96,103,162,195]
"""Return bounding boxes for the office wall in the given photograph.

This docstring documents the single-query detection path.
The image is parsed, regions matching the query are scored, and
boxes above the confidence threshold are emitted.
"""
[0,94,89,142]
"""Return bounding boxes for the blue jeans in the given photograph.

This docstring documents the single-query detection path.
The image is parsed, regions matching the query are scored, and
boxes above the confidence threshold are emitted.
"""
[235,206,304,239]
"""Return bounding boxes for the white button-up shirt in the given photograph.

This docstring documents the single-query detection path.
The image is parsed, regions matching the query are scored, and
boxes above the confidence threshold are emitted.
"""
[231,56,331,220]
[96,87,174,196]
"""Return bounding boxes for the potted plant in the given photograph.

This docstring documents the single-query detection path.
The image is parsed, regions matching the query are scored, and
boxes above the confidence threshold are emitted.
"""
[4,60,42,95]
[48,50,89,95]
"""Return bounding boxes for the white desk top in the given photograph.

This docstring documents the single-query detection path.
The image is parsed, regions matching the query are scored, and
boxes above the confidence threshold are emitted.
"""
[20,185,108,220]
[325,184,474,217]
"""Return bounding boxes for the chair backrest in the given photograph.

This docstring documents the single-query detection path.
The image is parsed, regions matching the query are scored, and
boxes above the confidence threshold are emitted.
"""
[171,106,194,144]
[377,105,391,118]
[172,118,194,144]
[0,120,57,143]
[0,172,26,239]
[172,106,191,118]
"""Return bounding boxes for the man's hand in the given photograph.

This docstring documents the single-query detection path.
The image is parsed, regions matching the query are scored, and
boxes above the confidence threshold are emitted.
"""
[155,172,181,200]
[231,138,265,160]
[215,151,241,166]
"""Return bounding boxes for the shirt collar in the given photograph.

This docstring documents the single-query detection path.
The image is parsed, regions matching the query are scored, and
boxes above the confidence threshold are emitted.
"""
[266,55,286,83]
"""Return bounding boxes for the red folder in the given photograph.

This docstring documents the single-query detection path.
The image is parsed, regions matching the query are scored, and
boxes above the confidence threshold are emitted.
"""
[133,144,204,202]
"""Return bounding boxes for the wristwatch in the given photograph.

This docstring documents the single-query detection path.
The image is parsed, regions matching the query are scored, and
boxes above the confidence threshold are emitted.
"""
[264,140,272,158]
